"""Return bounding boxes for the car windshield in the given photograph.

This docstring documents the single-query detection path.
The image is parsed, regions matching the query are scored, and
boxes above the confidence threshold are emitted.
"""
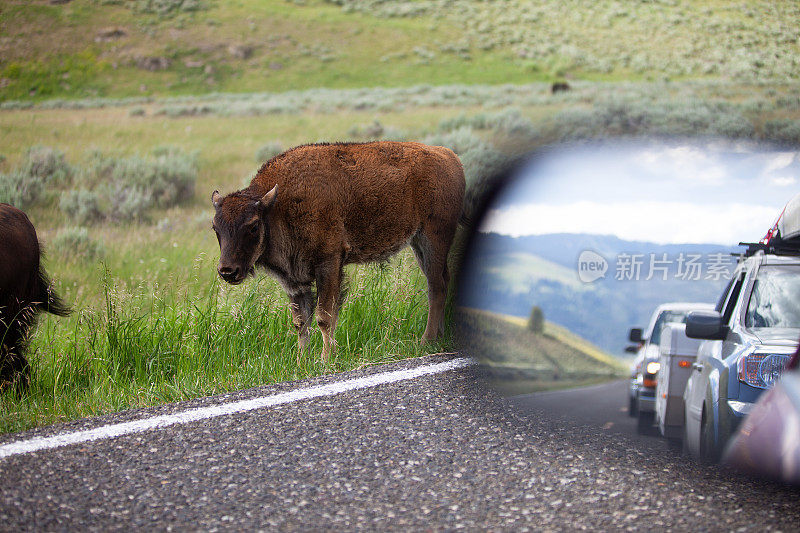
[745,265,800,329]
[650,311,690,345]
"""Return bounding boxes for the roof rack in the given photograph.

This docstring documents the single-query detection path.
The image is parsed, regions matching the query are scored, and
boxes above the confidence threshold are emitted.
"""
[738,193,800,258]
[739,233,800,258]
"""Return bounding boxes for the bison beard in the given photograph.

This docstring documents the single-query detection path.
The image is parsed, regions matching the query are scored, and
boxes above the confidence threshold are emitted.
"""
[0,203,71,392]
[211,141,465,362]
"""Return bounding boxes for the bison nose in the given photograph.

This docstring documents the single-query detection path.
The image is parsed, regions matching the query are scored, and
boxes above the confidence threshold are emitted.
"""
[218,265,241,282]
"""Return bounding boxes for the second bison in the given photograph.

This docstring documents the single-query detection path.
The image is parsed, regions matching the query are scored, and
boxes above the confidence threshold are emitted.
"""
[0,203,71,391]
[211,141,465,361]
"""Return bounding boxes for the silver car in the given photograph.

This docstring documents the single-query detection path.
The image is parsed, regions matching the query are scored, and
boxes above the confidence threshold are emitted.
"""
[684,252,800,460]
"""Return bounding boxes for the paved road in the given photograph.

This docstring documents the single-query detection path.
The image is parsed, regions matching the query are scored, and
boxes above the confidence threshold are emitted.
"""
[1,356,799,531]
[510,380,667,446]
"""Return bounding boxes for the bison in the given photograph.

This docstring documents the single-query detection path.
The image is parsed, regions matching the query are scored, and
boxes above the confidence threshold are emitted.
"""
[0,203,70,391]
[211,141,465,361]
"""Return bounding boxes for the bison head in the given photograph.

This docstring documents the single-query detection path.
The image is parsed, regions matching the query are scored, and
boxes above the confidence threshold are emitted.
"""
[211,185,277,285]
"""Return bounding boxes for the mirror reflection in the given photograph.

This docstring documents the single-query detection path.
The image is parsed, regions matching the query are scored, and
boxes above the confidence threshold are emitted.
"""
[456,140,800,476]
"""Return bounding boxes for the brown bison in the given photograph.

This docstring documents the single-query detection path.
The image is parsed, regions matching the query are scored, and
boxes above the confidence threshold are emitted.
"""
[0,204,70,391]
[211,141,465,361]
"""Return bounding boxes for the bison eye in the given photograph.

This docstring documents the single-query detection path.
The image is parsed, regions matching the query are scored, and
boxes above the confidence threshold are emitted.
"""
[247,224,259,236]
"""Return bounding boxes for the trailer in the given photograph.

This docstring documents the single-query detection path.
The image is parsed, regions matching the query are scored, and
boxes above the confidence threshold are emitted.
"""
[655,323,703,440]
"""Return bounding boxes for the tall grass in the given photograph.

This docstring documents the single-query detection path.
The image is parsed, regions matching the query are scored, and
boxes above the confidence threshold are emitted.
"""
[0,251,448,434]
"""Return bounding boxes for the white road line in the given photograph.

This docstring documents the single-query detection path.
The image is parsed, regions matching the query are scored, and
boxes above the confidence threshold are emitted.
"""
[0,357,475,460]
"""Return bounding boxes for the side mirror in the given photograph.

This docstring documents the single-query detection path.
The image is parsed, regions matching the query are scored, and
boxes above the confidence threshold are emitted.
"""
[629,328,643,343]
[624,345,639,354]
[685,310,727,340]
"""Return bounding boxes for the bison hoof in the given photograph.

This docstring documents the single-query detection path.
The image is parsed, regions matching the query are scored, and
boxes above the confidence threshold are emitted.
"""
[297,334,310,351]
[421,333,437,344]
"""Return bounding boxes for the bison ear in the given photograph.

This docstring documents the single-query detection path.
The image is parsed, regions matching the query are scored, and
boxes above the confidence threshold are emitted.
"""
[258,184,278,211]
[211,190,222,209]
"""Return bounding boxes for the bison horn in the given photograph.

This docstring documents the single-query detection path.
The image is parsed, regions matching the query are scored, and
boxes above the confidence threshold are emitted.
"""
[259,184,278,210]
[211,190,221,208]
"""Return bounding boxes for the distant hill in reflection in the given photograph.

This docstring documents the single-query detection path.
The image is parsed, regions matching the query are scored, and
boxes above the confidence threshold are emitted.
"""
[458,232,739,355]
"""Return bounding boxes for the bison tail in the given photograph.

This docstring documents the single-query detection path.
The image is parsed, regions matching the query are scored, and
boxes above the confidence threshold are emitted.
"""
[35,266,71,317]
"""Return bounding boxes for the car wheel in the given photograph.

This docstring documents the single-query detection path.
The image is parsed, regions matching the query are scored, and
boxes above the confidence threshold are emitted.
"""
[681,418,691,456]
[628,393,637,417]
[699,403,720,463]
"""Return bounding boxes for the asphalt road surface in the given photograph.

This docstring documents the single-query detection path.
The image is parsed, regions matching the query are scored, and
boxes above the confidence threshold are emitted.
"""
[510,380,669,447]
[1,355,799,531]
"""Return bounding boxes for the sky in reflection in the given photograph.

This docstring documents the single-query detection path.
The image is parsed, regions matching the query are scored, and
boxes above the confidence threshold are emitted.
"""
[481,141,800,244]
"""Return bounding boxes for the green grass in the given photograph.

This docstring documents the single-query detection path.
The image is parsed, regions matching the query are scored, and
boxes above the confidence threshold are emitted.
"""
[0,248,448,434]
[0,105,483,227]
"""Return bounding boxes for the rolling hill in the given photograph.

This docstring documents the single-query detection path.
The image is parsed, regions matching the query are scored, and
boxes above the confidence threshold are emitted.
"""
[457,307,626,396]
[459,232,738,355]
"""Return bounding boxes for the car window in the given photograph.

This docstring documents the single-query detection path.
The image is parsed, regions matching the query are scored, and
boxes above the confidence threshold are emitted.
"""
[722,273,745,324]
[649,311,690,345]
[715,277,736,312]
[745,265,800,328]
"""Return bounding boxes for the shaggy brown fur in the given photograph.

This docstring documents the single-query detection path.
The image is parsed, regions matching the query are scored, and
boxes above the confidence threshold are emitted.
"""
[212,141,465,361]
[0,204,70,391]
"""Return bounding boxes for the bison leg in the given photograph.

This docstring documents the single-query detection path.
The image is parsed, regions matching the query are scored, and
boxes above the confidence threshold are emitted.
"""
[289,288,316,354]
[314,258,343,363]
[8,351,30,393]
[0,317,31,393]
[0,343,30,394]
[411,231,452,343]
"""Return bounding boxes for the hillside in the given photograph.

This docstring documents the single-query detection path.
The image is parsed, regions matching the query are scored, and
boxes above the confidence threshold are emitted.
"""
[459,232,737,355]
[457,307,625,396]
[2,0,800,102]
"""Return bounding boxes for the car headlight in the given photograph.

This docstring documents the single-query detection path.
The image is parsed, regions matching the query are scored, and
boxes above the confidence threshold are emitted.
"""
[645,361,660,375]
[737,350,792,389]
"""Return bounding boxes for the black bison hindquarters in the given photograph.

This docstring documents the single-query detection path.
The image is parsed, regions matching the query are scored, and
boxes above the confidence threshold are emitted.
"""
[211,141,465,362]
[0,203,70,391]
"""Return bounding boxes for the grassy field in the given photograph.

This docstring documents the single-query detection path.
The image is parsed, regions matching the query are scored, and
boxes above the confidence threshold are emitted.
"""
[1,248,444,434]
[2,1,799,102]
[456,308,626,396]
